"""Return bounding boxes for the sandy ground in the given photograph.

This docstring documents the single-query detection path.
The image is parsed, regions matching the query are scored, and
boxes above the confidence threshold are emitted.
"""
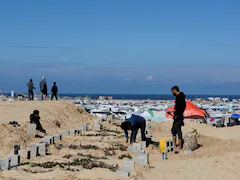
[0,101,240,180]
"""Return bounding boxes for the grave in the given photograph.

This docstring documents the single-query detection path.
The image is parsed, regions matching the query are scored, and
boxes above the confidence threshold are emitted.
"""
[128,146,138,153]
[116,170,130,178]
[8,154,20,167]
[27,124,36,136]
[0,158,10,170]
[134,152,149,167]
[27,144,38,158]
[54,134,62,142]
[37,142,47,156]
[42,136,54,145]
[69,129,77,136]
[120,160,135,173]
[135,150,145,157]
[86,123,90,131]
[78,129,83,135]
[60,130,69,135]
[18,150,31,159]
[93,120,101,131]
[83,124,87,131]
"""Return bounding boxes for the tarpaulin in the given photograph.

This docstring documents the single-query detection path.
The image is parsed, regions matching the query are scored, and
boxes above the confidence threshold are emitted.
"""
[166,100,206,119]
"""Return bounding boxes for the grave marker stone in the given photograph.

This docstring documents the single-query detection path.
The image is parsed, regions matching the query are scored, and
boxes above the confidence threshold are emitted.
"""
[0,158,10,170]
[8,154,20,167]
[27,124,36,136]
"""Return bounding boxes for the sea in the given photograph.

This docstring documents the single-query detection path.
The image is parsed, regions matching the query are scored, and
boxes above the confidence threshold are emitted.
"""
[58,94,240,101]
[4,93,240,101]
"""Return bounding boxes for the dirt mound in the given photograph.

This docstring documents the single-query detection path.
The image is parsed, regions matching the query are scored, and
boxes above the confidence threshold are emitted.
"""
[0,101,95,157]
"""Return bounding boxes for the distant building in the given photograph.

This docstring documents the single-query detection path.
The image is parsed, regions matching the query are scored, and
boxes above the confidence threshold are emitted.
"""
[97,96,113,100]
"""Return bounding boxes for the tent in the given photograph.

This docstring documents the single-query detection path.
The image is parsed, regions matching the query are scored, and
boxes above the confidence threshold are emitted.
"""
[141,110,154,118]
[141,110,166,122]
[166,100,206,119]
[232,114,240,119]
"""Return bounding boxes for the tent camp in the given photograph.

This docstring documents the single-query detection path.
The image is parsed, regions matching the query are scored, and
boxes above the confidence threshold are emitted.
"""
[166,100,206,119]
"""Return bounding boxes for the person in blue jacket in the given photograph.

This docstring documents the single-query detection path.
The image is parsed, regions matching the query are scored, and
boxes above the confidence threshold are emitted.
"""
[121,113,146,144]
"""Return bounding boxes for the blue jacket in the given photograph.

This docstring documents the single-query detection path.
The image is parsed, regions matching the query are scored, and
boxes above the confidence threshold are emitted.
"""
[124,114,145,143]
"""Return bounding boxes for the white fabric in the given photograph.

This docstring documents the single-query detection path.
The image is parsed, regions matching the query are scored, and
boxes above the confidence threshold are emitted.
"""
[126,113,132,119]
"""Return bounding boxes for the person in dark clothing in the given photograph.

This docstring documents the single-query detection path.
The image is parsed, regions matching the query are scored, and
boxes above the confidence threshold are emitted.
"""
[30,110,46,134]
[121,114,146,144]
[167,86,186,152]
[51,82,58,100]
[27,79,36,100]
[40,77,47,100]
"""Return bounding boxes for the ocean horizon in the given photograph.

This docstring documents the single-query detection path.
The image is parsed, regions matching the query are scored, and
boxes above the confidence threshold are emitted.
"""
[3,93,240,100]
[59,94,240,100]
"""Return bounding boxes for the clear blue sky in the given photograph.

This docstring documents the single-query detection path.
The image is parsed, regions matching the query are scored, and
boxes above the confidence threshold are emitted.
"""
[0,0,239,94]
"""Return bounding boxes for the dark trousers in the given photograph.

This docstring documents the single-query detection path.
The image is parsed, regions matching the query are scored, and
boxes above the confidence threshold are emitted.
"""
[171,114,184,139]
[51,93,58,100]
[130,120,146,143]
[28,90,34,100]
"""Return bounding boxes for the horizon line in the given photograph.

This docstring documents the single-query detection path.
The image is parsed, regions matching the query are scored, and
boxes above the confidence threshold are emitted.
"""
[3,92,240,97]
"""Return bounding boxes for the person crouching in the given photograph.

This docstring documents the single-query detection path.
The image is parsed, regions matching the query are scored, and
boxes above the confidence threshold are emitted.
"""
[30,110,46,134]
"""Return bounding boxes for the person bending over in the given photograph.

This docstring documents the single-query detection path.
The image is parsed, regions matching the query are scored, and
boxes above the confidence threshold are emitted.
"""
[121,114,146,144]
[167,86,186,152]
[30,110,46,134]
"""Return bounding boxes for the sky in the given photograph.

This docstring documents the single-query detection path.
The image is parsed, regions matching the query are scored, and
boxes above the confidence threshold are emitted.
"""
[0,0,240,95]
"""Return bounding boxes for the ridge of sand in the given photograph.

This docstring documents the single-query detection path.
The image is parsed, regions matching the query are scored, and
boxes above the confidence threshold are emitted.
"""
[0,101,94,157]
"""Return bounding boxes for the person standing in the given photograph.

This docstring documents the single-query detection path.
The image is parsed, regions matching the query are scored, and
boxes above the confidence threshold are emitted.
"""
[27,79,36,100]
[40,77,47,100]
[51,82,58,100]
[167,86,186,152]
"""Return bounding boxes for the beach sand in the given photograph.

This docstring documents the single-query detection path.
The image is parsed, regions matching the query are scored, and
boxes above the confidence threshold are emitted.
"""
[0,101,240,179]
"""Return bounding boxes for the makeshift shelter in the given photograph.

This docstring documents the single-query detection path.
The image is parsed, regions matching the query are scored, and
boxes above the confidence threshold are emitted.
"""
[141,110,166,122]
[166,100,206,119]
[141,110,154,118]
[232,114,240,119]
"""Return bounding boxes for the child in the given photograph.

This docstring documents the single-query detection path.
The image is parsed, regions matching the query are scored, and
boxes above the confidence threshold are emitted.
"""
[51,82,58,100]
[30,110,46,134]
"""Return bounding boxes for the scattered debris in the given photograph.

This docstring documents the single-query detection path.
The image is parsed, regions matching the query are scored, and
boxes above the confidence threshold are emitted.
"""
[81,133,116,137]
[55,144,63,150]
[55,120,61,128]
[8,121,20,127]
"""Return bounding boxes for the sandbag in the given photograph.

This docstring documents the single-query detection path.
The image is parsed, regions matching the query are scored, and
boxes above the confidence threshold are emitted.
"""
[183,133,199,151]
